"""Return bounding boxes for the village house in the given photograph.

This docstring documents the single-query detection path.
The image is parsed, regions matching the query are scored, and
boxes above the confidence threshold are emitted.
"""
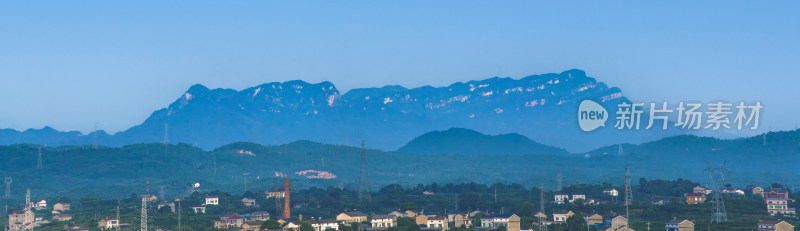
[214,214,245,229]
[311,220,339,231]
[69,226,90,231]
[405,210,419,217]
[53,214,72,222]
[336,211,368,223]
[553,210,574,223]
[267,186,286,199]
[241,197,258,207]
[603,189,619,197]
[747,185,765,196]
[488,214,520,231]
[665,218,694,231]
[8,210,36,231]
[452,213,472,227]
[762,187,796,216]
[693,186,711,194]
[415,213,429,226]
[32,199,47,210]
[97,218,119,230]
[426,217,448,231]
[603,215,633,231]
[554,194,569,204]
[241,220,262,231]
[371,215,397,228]
[158,201,176,213]
[684,193,706,204]
[389,210,406,217]
[204,196,219,206]
[583,213,603,225]
[757,220,795,231]
[570,194,586,203]
[191,206,206,214]
[250,211,270,221]
[53,202,70,211]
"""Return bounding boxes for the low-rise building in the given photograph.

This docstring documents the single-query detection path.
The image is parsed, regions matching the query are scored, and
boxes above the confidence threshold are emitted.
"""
[554,194,569,204]
[242,197,258,207]
[570,194,586,203]
[53,202,71,211]
[685,193,706,204]
[191,206,206,214]
[371,215,397,228]
[757,220,794,231]
[336,211,368,223]
[693,186,711,194]
[603,189,619,197]
[311,220,339,231]
[665,218,694,231]
[427,217,448,231]
[97,218,119,230]
[763,188,796,216]
[54,214,72,221]
[583,213,603,225]
[553,210,574,223]
[251,211,270,221]
[204,196,219,206]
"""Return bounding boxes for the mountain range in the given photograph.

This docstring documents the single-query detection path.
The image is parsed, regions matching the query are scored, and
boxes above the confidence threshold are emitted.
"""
[0,69,677,152]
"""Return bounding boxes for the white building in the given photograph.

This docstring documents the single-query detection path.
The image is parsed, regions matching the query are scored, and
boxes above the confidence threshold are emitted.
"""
[204,196,219,205]
[371,215,397,228]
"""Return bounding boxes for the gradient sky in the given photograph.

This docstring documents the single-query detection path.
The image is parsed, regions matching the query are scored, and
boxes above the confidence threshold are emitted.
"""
[1,1,798,135]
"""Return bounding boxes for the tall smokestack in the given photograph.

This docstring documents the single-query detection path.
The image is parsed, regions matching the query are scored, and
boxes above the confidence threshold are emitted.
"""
[284,178,290,218]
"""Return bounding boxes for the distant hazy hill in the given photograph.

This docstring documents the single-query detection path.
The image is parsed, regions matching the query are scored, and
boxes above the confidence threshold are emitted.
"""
[0,129,796,199]
[398,128,568,155]
[0,69,679,152]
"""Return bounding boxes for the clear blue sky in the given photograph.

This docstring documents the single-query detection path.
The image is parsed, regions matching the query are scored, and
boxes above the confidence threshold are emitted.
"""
[0,1,798,135]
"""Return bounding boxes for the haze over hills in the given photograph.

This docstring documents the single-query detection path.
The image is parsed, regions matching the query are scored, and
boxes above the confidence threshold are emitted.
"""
[0,129,797,199]
[0,69,681,152]
[398,127,569,155]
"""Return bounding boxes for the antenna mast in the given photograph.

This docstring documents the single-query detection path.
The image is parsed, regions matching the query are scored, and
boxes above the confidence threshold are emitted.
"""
[358,140,370,202]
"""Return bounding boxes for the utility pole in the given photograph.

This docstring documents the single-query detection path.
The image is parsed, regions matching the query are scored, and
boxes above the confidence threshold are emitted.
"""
[646,221,651,231]
[494,189,498,202]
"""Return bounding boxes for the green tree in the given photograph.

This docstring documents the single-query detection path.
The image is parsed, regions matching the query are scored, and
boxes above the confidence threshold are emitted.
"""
[300,221,315,231]
[565,215,585,231]
[261,219,282,230]
[495,225,507,231]
[397,217,421,231]
[399,202,418,211]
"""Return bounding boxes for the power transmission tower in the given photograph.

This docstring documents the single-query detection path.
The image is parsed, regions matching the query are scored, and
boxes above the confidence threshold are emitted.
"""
[146,178,150,196]
[358,140,370,202]
[624,167,632,219]
[618,144,623,157]
[454,193,459,211]
[141,196,148,231]
[705,161,728,223]
[37,147,43,169]
[538,184,547,231]
[159,186,165,202]
[24,189,32,230]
